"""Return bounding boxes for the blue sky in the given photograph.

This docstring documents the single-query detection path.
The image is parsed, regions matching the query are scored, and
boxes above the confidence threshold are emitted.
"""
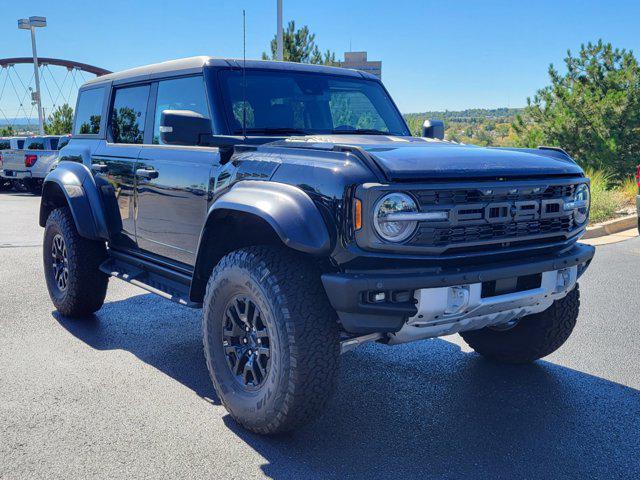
[2,0,640,115]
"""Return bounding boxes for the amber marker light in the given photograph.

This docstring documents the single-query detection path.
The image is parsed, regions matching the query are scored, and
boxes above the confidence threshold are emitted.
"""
[354,198,362,230]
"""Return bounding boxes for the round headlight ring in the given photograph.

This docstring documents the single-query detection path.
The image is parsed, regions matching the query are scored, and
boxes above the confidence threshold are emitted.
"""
[574,183,590,225]
[373,192,419,243]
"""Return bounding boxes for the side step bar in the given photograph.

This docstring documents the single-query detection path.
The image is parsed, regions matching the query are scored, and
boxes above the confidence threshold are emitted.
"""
[99,250,201,308]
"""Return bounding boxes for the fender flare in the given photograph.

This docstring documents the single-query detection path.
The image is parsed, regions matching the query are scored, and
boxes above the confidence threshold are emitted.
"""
[204,180,331,255]
[39,162,110,240]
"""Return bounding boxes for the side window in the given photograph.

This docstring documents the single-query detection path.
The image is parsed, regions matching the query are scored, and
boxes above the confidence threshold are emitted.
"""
[17,139,24,149]
[74,88,105,135]
[110,85,150,144]
[0,141,10,150]
[49,138,59,150]
[57,137,70,150]
[26,140,45,150]
[153,76,210,145]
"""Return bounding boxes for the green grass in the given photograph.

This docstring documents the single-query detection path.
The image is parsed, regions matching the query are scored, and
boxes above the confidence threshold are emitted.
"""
[584,169,637,224]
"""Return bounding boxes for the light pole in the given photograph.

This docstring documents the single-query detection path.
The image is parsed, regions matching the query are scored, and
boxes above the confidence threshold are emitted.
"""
[276,0,283,61]
[18,16,47,135]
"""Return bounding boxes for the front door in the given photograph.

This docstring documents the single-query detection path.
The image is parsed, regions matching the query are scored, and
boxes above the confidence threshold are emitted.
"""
[91,83,151,250]
[134,75,216,266]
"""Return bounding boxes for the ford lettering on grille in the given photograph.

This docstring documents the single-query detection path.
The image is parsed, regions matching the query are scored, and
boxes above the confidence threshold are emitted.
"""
[446,198,566,226]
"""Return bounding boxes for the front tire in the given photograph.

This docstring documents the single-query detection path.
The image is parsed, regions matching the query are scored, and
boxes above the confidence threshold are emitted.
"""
[43,207,109,317]
[460,285,580,364]
[202,246,340,435]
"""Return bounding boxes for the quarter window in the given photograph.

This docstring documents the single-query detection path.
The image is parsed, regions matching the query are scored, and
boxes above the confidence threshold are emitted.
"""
[74,87,105,135]
[110,85,150,144]
[152,76,210,145]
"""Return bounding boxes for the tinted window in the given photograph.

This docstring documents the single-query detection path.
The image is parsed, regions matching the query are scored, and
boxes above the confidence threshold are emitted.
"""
[74,88,105,135]
[49,138,59,150]
[57,137,70,150]
[17,139,24,149]
[110,85,150,144]
[26,139,45,150]
[153,76,209,145]
[0,141,9,150]
[218,70,409,136]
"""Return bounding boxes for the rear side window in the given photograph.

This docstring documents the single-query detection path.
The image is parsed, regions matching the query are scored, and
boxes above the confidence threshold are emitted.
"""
[49,138,59,150]
[17,140,24,149]
[74,88,105,135]
[110,85,150,144]
[0,141,9,150]
[26,140,45,150]
[152,76,210,145]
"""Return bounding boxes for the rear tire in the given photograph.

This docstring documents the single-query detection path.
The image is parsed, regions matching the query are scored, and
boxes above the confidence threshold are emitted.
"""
[460,285,580,364]
[0,179,12,191]
[202,246,340,435]
[24,178,43,195]
[43,207,109,317]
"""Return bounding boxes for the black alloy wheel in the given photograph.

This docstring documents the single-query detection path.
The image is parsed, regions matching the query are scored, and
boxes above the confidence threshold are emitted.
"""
[222,295,271,389]
[51,233,69,292]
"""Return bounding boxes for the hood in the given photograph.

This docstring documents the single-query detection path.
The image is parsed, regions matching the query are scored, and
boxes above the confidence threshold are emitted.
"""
[276,135,583,181]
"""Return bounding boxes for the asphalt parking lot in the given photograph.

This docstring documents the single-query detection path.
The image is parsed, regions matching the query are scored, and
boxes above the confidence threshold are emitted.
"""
[1,191,639,480]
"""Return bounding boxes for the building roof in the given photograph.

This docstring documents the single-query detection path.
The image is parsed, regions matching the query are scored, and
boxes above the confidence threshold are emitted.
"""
[83,56,379,87]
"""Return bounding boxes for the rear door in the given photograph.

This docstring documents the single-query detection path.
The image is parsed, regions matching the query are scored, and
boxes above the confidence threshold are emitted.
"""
[134,75,216,266]
[91,84,151,250]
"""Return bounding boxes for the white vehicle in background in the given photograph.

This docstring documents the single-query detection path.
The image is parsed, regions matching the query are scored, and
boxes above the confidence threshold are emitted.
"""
[0,135,68,194]
[0,137,27,191]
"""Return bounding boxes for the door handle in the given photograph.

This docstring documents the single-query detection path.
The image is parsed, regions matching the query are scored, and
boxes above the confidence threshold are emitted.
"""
[91,163,107,173]
[135,168,159,179]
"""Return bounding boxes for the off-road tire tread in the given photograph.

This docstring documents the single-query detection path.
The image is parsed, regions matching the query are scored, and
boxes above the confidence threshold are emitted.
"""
[202,246,340,435]
[44,207,108,317]
[460,286,580,364]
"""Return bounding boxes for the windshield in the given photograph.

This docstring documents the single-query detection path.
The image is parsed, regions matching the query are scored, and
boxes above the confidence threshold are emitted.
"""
[218,69,410,136]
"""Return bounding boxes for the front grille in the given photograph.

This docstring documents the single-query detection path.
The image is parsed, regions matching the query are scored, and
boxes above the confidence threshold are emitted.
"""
[405,182,580,252]
[414,184,576,206]
[411,215,575,247]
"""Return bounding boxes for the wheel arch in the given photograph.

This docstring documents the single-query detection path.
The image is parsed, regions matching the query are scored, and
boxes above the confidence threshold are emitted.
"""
[189,181,332,302]
[39,162,110,240]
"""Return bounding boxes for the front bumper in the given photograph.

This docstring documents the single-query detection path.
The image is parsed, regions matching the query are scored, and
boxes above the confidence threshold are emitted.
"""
[321,242,595,334]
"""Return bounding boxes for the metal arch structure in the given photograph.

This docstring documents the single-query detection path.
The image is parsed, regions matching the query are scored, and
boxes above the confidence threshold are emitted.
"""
[0,57,111,77]
[0,57,111,133]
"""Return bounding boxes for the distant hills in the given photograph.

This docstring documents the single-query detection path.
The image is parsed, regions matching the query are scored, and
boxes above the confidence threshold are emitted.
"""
[403,108,522,123]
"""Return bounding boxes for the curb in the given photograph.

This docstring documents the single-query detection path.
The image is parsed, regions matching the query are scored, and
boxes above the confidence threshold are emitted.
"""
[583,214,637,239]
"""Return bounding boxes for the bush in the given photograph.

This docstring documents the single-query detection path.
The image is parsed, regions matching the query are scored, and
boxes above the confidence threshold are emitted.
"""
[584,169,636,223]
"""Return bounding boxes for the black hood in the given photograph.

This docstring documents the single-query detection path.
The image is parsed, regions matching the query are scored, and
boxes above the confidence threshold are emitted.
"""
[275,135,583,181]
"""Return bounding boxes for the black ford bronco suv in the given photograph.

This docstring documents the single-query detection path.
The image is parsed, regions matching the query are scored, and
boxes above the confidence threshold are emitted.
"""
[40,57,594,434]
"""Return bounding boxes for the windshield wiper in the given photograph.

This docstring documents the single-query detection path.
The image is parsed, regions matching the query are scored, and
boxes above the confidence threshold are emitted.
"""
[330,128,391,135]
[241,127,310,135]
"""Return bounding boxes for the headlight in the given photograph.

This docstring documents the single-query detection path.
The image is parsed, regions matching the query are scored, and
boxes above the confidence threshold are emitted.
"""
[565,183,590,225]
[373,193,419,242]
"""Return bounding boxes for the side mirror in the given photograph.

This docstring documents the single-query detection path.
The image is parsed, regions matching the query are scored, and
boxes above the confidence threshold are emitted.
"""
[422,119,445,140]
[160,110,212,146]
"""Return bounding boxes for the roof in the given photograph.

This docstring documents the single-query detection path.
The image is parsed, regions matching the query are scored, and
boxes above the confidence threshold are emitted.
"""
[83,56,378,87]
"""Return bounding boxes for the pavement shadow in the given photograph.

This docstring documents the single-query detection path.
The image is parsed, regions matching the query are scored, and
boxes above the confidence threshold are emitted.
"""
[55,293,640,479]
[53,292,219,403]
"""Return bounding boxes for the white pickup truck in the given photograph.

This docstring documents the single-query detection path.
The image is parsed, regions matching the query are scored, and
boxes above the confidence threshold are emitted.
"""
[0,137,26,191]
[0,135,69,194]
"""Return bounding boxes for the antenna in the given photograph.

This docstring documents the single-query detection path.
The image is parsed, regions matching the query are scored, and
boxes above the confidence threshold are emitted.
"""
[242,9,247,141]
